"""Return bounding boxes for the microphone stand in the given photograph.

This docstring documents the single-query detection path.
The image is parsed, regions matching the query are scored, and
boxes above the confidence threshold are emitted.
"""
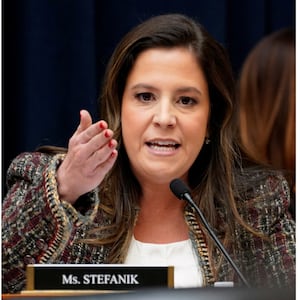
[183,192,251,288]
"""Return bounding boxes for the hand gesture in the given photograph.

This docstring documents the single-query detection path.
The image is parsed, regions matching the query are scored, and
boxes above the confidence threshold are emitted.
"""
[56,110,118,204]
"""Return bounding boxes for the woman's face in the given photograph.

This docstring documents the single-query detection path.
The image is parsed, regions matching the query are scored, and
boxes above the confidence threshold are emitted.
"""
[121,47,210,185]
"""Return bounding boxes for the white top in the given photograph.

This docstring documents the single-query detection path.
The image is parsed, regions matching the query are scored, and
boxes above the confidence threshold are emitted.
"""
[124,236,203,288]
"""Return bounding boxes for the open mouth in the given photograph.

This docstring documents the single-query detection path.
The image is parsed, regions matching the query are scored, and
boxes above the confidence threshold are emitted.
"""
[145,140,180,151]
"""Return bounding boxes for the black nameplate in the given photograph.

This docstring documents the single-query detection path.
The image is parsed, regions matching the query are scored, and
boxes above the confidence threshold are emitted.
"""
[26,264,174,290]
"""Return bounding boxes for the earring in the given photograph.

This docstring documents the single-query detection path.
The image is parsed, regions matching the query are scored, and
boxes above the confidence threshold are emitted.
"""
[205,137,211,145]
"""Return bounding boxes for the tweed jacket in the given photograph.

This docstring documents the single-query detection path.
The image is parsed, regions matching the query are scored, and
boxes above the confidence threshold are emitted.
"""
[2,152,295,293]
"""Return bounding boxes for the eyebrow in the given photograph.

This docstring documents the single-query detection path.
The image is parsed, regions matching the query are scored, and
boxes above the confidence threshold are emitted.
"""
[131,84,203,95]
[131,83,157,91]
[176,87,202,96]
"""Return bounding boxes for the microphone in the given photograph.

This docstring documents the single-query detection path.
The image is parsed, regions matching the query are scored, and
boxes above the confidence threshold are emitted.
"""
[170,178,251,288]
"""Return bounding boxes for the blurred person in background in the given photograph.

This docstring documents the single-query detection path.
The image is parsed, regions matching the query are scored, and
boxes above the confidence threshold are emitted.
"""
[237,28,295,219]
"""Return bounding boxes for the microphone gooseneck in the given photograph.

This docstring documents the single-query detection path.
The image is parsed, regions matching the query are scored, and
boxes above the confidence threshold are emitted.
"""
[170,178,251,288]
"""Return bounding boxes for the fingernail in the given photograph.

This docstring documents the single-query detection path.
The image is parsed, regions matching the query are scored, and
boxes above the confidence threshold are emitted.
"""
[108,140,114,148]
[104,130,110,138]
[110,150,117,158]
[99,121,105,130]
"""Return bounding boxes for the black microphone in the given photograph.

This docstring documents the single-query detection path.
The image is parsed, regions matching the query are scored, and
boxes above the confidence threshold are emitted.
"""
[170,178,251,288]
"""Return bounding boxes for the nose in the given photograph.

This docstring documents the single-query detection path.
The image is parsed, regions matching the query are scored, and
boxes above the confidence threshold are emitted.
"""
[152,100,176,128]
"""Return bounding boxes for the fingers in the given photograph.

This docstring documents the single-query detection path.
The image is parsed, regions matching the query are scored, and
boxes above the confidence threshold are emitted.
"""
[70,123,116,163]
[57,110,119,202]
[86,128,116,156]
[69,109,118,167]
[87,137,118,170]
[73,110,109,146]
[91,148,118,176]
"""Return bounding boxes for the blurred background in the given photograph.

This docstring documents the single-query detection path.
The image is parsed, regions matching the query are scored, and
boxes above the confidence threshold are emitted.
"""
[2,0,295,192]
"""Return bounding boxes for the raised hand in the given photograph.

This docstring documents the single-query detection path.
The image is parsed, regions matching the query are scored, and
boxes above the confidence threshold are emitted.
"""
[56,110,118,204]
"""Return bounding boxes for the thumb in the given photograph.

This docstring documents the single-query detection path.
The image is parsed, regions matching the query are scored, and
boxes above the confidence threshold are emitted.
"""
[77,109,93,133]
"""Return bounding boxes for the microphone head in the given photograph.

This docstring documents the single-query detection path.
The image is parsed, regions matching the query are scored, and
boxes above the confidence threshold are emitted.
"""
[169,178,191,200]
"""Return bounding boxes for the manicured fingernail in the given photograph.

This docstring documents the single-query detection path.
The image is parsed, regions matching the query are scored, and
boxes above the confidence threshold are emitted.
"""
[104,130,110,138]
[108,140,114,148]
[110,150,117,158]
[99,121,105,129]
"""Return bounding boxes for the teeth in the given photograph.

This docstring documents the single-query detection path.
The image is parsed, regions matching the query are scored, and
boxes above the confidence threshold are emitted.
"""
[153,141,176,146]
[146,140,179,150]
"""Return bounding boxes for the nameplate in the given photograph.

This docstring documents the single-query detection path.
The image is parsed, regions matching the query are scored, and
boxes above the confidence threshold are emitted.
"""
[26,264,174,290]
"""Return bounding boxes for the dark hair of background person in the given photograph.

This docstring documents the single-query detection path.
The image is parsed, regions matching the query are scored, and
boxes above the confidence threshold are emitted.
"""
[237,28,295,218]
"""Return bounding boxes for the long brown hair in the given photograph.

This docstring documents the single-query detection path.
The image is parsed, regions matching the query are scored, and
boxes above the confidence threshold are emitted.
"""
[237,28,295,199]
[95,14,258,262]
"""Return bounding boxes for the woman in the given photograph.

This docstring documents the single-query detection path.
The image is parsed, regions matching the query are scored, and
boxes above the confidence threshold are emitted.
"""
[2,14,295,293]
[237,28,295,218]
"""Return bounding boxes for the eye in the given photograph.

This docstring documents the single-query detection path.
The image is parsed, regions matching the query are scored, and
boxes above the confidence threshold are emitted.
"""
[135,92,155,102]
[178,96,197,106]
